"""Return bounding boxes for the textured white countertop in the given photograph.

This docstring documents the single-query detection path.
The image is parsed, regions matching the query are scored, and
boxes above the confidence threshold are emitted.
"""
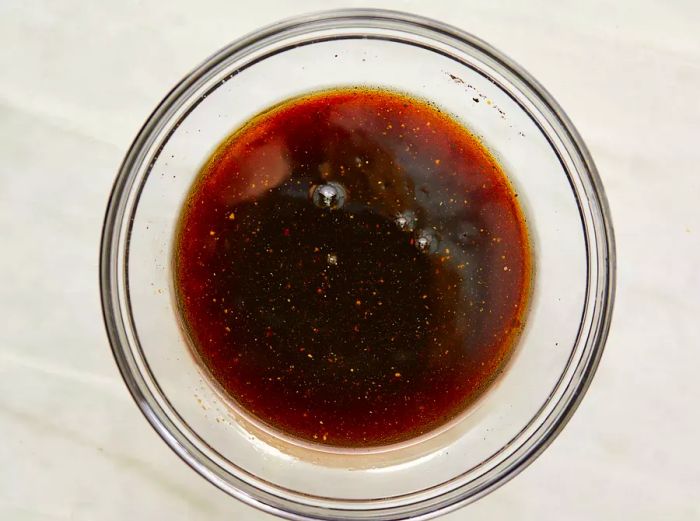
[1,1,699,519]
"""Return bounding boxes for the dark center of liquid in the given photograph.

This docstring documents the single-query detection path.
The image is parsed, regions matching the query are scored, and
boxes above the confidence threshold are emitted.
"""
[175,88,530,447]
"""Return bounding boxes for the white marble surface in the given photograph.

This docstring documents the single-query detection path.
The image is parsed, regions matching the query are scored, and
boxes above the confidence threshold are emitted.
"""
[1,1,699,519]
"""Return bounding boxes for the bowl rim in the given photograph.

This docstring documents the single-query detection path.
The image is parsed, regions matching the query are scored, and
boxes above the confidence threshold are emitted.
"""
[100,8,616,520]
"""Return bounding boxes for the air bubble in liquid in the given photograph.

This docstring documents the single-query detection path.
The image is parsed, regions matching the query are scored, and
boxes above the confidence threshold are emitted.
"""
[311,182,346,210]
[414,229,438,254]
[394,210,417,232]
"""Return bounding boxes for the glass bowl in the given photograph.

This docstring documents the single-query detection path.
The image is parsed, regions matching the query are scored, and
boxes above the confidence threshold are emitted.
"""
[100,9,615,520]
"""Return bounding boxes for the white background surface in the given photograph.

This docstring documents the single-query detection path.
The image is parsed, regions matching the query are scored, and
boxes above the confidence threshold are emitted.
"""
[1,1,698,520]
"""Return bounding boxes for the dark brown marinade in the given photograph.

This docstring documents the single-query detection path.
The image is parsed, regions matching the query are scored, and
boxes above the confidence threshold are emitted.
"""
[175,88,531,447]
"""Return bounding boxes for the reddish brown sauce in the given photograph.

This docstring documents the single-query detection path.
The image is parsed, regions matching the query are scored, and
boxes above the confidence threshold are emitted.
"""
[175,88,531,447]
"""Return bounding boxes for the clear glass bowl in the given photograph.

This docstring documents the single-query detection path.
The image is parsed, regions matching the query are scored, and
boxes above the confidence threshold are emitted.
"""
[100,9,615,520]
